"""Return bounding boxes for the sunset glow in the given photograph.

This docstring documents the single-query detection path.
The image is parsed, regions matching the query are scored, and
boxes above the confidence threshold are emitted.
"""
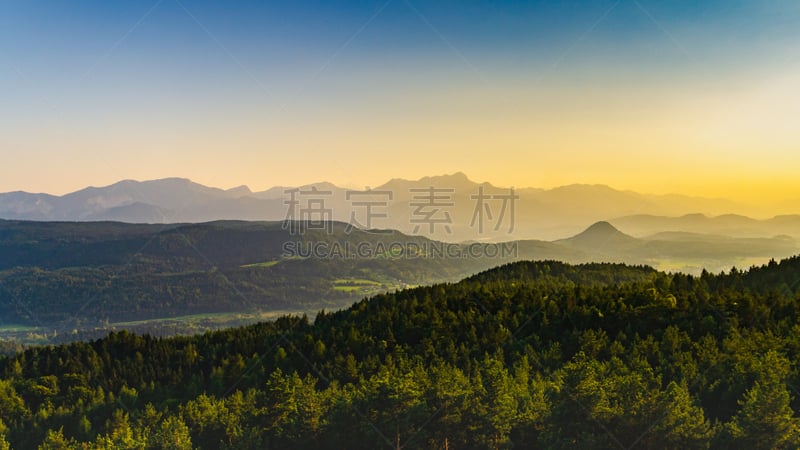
[2,1,799,207]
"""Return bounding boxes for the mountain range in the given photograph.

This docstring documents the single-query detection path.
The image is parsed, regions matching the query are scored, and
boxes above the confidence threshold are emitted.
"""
[0,218,796,338]
[4,173,795,241]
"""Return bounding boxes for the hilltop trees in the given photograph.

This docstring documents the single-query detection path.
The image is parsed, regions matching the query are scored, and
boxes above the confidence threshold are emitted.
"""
[0,259,799,448]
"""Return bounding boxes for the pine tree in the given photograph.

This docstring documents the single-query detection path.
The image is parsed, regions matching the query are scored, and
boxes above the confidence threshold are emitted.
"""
[726,379,800,449]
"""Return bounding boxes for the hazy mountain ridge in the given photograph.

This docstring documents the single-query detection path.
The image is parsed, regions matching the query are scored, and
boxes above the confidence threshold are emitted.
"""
[0,219,796,332]
[556,221,799,271]
[611,213,800,239]
[1,173,783,241]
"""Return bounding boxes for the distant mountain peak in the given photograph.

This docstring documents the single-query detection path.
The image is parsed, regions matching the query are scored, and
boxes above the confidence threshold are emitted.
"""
[226,185,252,196]
[94,177,202,192]
[583,221,620,234]
[378,172,478,191]
[558,221,639,250]
[134,177,194,186]
[550,183,618,193]
[573,221,634,240]
[422,171,471,182]
[303,181,338,190]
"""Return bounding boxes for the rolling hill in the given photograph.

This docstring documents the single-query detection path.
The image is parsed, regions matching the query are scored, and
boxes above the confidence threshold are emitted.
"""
[3,258,800,448]
[0,219,796,341]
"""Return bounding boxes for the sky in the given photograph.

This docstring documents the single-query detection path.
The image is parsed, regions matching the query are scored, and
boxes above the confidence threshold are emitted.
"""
[1,0,799,206]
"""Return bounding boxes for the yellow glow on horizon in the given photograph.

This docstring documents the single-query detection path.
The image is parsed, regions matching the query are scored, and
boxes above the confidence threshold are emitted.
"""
[1,65,799,215]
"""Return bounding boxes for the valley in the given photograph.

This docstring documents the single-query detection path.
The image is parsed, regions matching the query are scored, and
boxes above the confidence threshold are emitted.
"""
[0,217,796,347]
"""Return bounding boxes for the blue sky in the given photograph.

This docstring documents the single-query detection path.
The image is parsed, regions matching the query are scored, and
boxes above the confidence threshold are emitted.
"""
[1,0,799,203]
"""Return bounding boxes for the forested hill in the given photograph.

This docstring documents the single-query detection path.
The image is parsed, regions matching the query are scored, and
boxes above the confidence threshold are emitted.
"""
[1,219,794,334]
[0,220,521,328]
[2,258,800,448]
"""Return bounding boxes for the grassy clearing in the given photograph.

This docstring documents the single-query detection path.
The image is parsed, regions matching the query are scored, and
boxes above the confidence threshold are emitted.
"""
[240,260,280,268]
[0,324,38,332]
[647,256,779,275]
[333,285,365,292]
[111,310,300,327]
[333,278,381,285]
[333,278,384,292]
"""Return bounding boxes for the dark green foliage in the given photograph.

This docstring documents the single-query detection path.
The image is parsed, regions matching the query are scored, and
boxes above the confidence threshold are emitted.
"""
[1,258,800,448]
[0,220,514,328]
